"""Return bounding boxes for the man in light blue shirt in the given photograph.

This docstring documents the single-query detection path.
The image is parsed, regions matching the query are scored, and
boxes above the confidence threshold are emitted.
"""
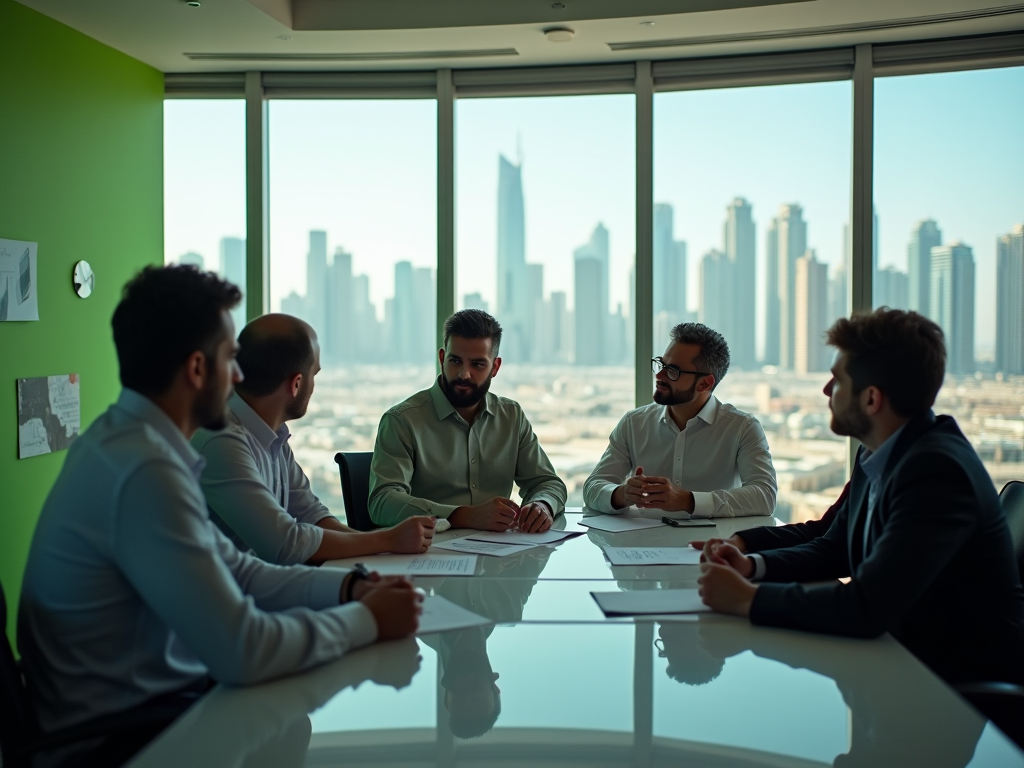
[18,266,421,760]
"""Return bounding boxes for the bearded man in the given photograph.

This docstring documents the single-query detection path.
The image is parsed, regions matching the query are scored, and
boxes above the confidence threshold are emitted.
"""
[583,322,777,518]
[369,309,566,532]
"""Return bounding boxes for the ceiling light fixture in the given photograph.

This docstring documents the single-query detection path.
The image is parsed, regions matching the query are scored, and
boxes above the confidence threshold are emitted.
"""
[277,35,292,40]
[640,21,656,27]
[545,27,575,43]
[184,1,201,7]
[551,2,565,9]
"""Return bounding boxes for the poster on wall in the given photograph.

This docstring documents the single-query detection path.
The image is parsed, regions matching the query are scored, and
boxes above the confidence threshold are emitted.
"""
[0,238,39,321]
[18,375,80,459]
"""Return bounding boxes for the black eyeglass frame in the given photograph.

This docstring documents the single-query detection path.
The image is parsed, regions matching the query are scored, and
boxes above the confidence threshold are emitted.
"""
[651,357,711,382]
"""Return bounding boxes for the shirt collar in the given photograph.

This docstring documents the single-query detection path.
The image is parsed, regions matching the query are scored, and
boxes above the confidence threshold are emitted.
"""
[430,375,492,422]
[229,392,289,449]
[859,424,907,484]
[116,388,206,478]
[659,394,720,428]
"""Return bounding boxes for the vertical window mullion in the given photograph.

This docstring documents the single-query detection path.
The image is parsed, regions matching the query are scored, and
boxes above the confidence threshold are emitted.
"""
[635,61,654,409]
[245,71,269,322]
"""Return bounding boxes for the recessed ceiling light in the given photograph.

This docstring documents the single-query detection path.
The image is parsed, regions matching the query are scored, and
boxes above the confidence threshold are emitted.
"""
[277,35,292,40]
[640,20,656,27]
[545,27,575,43]
[551,2,566,9]
[185,1,201,6]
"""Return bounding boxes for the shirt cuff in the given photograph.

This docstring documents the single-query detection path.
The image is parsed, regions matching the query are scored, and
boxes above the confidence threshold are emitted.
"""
[592,484,619,514]
[690,491,715,518]
[338,601,378,649]
[528,495,563,517]
[295,524,326,565]
[309,566,348,610]
[429,503,460,520]
[749,554,767,581]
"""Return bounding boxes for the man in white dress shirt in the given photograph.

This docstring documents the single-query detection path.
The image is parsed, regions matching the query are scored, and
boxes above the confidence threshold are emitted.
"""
[583,322,777,518]
[18,265,421,765]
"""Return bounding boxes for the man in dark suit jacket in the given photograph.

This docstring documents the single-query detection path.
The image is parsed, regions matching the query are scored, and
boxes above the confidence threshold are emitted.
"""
[698,309,1024,685]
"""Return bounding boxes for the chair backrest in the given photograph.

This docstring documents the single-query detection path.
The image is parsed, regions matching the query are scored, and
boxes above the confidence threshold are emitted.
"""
[999,481,1024,581]
[1,580,39,767]
[334,452,380,532]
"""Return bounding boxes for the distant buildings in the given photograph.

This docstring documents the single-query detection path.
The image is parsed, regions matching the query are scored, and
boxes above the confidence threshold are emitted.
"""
[794,251,830,374]
[996,224,1024,375]
[930,242,975,375]
[908,219,942,316]
[875,265,909,311]
[773,204,808,371]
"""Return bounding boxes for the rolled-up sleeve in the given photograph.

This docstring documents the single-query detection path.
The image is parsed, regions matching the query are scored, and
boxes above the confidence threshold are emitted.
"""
[198,432,324,565]
[116,461,377,687]
[582,414,633,513]
[515,412,567,516]
[369,410,459,526]
[690,418,777,519]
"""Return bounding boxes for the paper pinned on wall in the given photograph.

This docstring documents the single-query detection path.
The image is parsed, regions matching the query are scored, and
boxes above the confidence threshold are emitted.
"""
[0,238,39,321]
[17,375,80,459]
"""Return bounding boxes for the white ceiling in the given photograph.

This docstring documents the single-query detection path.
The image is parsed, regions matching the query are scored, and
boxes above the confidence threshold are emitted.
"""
[16,0,1024,73]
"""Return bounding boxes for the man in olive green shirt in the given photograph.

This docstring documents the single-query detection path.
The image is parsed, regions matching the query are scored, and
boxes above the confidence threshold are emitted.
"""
[369,310,566,532]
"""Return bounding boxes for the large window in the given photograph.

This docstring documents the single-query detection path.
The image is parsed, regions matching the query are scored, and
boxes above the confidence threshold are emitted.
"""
[268,100,437,512]
[163,100,246,331]
[874,66,1024,490]
[654,82,852,523]
[456,95,636,506]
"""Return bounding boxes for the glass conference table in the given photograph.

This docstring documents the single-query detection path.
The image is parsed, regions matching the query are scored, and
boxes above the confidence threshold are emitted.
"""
[128,510,1024,768]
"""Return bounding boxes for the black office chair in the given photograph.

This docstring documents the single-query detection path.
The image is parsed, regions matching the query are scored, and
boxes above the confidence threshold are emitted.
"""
[334,451,381,532]
[954,480,1024,749]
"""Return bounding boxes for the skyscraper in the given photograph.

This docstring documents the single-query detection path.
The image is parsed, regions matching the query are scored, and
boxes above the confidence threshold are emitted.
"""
[794,250,829,375]
[496,155,528,360]
[828,261,848,326]
[774,204,807,370]
[699,249,731,339]
[996,224,1024,375]
[413,267,435,355]
[574,251,603,365]
[328,247,354,361]
[653,203,687,330]
[305,230,328,335]
[908,219,942,317]
[764,218,780,366]
[875,266,909,311]
[220,236,246,333]
[351,273,379,362]
[930,242,975,375]
[724,198,756,368]
[392,261,415,362]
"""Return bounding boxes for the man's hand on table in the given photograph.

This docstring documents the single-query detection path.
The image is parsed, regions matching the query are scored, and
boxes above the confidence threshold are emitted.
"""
[449,498,520,531]
[359,577,423,639]
[516,501,554,533]
[691,535,748,556]
[385,515,435,554]
[612,466,694,512]
[698,541,757,617]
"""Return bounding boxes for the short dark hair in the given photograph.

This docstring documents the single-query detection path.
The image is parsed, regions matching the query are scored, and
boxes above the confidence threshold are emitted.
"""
[827,309,945,418]
[235,320,316,397]
[112,265,241,395]
[443,309,502,355]
[669,322,731,390]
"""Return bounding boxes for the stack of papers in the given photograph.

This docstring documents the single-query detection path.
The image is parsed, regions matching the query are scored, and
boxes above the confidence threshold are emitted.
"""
[590,589,712,617]
[602,546,703,566]
[577,516,666,533]
[324,553,479,576]
[417,595,493,635]
[430,538,532,557]
[430,527,585,558]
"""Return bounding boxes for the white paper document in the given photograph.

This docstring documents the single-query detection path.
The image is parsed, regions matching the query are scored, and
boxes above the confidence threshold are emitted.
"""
[417,595,493,636]
[602,547,703,566]
[577,516,666,533]
[465,529,583,546]
[324,553,478,577]
[590,589,712,617]
[429,538,532,558]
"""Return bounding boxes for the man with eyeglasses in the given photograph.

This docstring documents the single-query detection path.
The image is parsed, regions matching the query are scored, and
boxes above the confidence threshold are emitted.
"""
[583,322,777,518]
[369,309,566,532]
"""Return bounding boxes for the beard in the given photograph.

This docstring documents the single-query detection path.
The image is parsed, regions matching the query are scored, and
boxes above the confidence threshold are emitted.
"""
[285,378,314,421]
[193,371,230,431]
[653,378,698,406]
[830,399,872,440]
[442,375,492,408]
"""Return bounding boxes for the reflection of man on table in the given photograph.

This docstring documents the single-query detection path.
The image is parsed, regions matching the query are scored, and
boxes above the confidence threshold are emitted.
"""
[583,323,776,518]
[420,546,551,738]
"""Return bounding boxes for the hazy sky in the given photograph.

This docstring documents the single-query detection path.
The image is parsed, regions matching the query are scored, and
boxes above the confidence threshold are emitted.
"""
[165,65,1023,350]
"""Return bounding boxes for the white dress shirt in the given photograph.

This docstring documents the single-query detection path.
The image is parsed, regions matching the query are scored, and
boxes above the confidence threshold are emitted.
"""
[582,396,777,518]
[18,389,376,733]
[193,393,333,565]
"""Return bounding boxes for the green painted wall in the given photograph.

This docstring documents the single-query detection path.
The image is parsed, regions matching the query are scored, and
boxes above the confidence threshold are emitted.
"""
[0,0,163,650]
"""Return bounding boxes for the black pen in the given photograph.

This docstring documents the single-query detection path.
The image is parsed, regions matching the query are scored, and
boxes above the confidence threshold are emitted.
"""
[662,516,716,528]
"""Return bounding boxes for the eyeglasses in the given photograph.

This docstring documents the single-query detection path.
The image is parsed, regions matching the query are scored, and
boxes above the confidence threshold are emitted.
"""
[651,357,710,382]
